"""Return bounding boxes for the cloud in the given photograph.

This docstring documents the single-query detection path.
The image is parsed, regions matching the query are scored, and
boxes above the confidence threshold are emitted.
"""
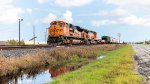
[0,0,24,24]
[37,0,92,7]
[91,15,150,27]
[26,8,32,15]
[77,8,130,18]
[105,0,150,8]
[41,13,57,24]
[40,10,73,24]
[91,7,150,27]
[98,8,130,17]
[119,15,150,26]
[37,0,49,4]
[63,10,73,23]
[92,19,116,27]
[55,0,92,7]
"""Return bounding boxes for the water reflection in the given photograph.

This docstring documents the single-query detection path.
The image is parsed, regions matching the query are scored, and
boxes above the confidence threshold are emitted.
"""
[0,66,72,84]
[97,55,106,59]
[16,70,53,84]
[0,69,53,84]
[49,66,70,77]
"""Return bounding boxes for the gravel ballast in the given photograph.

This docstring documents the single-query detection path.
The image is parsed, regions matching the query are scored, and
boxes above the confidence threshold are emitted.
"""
[132,44,150,83]
[0,48,51,57]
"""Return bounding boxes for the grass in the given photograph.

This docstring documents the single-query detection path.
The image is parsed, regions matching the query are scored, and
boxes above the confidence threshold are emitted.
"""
[48,45,144,84]
[0,45,121,77]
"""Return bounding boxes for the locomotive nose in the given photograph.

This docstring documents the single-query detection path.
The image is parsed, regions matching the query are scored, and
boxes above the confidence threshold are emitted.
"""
[49,25,63,36]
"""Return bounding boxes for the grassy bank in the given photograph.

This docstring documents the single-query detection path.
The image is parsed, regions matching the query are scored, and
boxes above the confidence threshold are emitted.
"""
[48,45,144,84]
[0,45,121,77]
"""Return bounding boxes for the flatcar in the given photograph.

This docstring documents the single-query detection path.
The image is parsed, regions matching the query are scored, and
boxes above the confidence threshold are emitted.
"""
[47,20,97,45]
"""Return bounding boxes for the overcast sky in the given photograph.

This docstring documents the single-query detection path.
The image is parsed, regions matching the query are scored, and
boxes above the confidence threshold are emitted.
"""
[0,0,150,42]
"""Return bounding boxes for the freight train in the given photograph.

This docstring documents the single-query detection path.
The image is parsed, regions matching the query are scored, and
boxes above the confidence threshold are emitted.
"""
[47,20,119,45]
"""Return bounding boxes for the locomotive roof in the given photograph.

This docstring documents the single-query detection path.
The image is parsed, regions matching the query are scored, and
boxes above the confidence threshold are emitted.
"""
[102,36,109,37]
[51,20,97,33]
[51,20,65,23]
[74,26,88,32]
[74,26,97,33]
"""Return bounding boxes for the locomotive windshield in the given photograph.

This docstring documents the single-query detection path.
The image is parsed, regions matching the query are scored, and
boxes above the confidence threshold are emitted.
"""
[51,21,56,25]
[58,22,65,27]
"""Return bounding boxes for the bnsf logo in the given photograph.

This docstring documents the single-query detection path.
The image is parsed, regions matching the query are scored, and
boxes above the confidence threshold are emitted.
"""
[50,29,62,32]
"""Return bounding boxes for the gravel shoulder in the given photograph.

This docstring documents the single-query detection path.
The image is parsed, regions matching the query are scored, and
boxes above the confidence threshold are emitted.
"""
[132,44,150,84]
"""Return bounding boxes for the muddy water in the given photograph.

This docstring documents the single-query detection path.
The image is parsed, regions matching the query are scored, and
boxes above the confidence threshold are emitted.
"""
[0,66,71,84]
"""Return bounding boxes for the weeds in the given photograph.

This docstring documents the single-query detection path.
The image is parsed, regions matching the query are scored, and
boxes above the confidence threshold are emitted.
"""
[0,44,121,77]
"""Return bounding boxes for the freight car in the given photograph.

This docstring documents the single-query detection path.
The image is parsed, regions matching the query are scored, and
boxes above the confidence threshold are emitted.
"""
[101,36,119,44]
[47,20,97,45]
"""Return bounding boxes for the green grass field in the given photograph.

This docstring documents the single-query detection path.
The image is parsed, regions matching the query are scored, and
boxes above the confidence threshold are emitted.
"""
[48,45,144,84]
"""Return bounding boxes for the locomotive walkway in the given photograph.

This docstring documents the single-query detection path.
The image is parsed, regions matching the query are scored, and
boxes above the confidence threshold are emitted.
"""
[132,44,150,83]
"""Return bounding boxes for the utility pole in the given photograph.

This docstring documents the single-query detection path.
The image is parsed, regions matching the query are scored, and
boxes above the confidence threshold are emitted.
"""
[19,19,23,45]
[29,25,37,45]
[33,25,35,45]
[45,28,49,44]
[117,33,121,43]
[45,32,46,44]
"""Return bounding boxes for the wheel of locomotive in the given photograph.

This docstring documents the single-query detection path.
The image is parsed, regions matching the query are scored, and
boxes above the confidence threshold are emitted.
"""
[69,38,73,45]
[47,41,51,45]
[56,42,61,45]
[84,39,90,45]
[68,39,73,46]
[56,37,63,46]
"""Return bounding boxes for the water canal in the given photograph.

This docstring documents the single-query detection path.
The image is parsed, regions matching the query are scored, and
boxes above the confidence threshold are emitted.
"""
[0,55,106,84]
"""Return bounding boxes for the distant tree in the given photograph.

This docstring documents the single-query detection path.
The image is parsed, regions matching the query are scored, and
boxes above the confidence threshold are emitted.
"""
[145,41,150,44]
[136,42,144,44]
[7,39,25,45]
[20,39,25,45]
[7,39,17,45]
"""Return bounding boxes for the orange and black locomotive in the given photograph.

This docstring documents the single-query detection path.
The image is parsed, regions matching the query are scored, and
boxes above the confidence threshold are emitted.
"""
[47,20,97,45]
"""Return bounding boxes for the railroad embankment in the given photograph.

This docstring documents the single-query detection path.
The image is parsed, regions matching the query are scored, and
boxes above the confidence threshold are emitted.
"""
[0,45,121,78]
[48,45,144,84]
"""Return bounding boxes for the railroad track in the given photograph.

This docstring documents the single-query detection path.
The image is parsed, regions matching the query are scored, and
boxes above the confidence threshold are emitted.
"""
[0,44,101,50]
[0,44,87,50]
[0,45,53,50]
